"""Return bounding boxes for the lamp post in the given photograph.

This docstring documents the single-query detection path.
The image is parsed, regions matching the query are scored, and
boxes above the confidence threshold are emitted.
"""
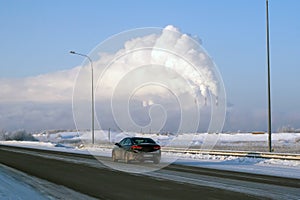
[70,51,95,145]
[266,0,272,152]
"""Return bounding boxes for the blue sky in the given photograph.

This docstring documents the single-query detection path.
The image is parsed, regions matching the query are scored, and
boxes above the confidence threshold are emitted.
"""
[0,0,300,132]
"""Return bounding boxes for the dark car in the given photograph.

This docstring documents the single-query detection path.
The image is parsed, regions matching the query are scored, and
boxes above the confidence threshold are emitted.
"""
[112,137,161,164]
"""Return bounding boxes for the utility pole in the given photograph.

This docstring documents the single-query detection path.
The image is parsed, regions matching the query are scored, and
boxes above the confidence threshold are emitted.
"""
[266,0,272,152]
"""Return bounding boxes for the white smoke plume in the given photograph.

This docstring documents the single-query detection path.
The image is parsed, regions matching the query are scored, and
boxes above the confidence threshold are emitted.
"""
[73,25,220,105]
[0,25,223,131]
[0,25,219,104]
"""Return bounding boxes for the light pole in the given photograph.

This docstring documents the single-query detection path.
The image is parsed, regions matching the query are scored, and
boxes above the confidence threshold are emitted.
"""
[70,51,95,145]
[266,0,272,152]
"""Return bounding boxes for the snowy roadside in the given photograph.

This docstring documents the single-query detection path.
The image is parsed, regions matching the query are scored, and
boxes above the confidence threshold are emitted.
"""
[0,138,299,199]
[0,164,96,200]
[1,140,299,179]
[173,153,300,179]
[0,164,47,200]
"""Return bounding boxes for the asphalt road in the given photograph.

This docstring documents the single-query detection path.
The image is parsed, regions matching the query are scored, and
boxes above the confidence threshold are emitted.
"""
[0,145,299,200]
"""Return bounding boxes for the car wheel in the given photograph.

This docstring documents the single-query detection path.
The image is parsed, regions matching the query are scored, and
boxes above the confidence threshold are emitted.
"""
[125,153,131,164]
[112,151,118,162]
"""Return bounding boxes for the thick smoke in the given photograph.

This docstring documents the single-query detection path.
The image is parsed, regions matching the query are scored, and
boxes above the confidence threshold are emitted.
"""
[153,25,218,97]
[0,25,224,132]
[0,25,219,104]
[72,25,225,134]
[87,25,220,103]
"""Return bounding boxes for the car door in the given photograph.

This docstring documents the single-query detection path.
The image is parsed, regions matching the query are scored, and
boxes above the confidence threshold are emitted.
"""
[120,138,133,159]
[115,138,126,159]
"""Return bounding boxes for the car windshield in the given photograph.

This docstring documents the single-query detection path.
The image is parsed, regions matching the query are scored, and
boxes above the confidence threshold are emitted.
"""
[132,138,155,144]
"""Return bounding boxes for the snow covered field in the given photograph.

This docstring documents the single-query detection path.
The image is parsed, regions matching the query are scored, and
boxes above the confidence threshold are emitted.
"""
[32,130,300,153]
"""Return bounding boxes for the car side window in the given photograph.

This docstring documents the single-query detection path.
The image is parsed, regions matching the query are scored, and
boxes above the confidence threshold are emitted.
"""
[119,139,126,146]
[124,138,132,146]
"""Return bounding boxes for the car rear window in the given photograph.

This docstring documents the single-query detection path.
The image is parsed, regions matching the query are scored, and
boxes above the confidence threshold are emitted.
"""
[133,138,155,144]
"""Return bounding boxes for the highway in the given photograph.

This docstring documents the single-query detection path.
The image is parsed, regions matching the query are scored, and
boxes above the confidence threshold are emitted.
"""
[0,144,299,200]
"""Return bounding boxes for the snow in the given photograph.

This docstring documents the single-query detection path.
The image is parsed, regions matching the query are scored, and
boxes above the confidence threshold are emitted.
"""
[0,140,56,148]
[55,130,300,143]
[0,130,299,198]
[0,165,47,200]
[2,139,299,179]
[1,131,300,177]
[172,154,300,179]
[0,164,95,200]
[34,130,300,148]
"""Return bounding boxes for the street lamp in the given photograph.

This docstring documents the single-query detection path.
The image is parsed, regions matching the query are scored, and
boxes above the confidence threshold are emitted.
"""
[70,51,95,145]
[266,0,272,152]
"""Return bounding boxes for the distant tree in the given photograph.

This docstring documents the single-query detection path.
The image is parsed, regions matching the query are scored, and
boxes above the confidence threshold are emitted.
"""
[277,125,295,133]
[0,130,37,141]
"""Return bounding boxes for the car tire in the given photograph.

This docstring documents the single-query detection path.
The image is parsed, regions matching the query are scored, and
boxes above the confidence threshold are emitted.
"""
[112,151,118,162]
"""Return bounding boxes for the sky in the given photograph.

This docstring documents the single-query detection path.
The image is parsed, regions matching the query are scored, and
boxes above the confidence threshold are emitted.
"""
[0,0,300,132]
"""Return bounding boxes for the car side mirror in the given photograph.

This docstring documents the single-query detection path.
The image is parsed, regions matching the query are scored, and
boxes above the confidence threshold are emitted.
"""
[115,143,120,147]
